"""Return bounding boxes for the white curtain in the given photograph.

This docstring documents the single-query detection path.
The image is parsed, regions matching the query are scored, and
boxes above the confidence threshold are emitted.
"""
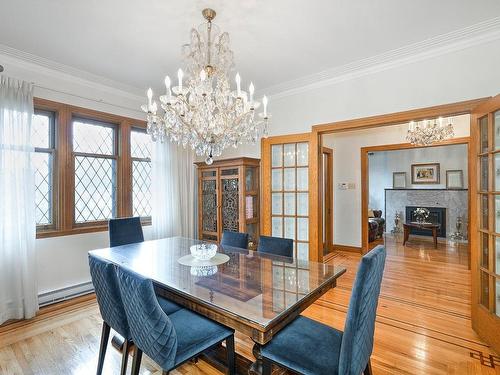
[151,140,196,239]
[0,76,38,324]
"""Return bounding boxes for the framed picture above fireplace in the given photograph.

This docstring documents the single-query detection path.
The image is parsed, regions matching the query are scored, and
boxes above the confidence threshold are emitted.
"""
[411,163,440,184]
[393,172,407,188]
[446,169,464,189]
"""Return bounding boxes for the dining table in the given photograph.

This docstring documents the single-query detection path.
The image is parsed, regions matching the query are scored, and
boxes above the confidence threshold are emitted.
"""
[89,236,346,375]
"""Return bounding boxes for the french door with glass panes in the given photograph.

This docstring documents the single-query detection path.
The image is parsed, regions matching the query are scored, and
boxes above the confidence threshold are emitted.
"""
[471,94,500,353]
[261,134,315,261]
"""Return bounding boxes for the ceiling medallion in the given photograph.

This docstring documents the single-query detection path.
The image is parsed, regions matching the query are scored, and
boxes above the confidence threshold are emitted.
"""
[142,8,270,164]
[406,117,454,146]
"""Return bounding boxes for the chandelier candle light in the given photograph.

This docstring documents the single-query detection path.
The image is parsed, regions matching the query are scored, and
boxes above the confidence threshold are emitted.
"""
[142,8,270,165]
[406,117,454,146]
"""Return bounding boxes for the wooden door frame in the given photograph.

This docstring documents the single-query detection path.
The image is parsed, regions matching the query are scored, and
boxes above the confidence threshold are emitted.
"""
[469,94,500,353]
[360,137,471,254]
[321,147,334,254]
[310,97,489,260]
[261,132,319,262]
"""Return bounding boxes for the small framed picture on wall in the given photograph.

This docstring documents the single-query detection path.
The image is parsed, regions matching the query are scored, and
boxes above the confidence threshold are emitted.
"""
[411,163,440,184]
[393,172,407,188]
[446,170,464,189]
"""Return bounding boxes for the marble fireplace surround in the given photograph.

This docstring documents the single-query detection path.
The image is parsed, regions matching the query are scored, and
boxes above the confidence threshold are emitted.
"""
[385,188,468,239]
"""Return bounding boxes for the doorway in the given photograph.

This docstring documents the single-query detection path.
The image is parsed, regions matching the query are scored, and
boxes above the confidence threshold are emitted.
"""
[361,137,471,254]
[311,96,499,354]
[322,147,333,258]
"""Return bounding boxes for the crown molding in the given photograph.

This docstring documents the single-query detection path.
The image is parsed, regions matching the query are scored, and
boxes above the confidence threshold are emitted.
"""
[265,16,500,100]
[1,16,499,105]
[0,43,145,103]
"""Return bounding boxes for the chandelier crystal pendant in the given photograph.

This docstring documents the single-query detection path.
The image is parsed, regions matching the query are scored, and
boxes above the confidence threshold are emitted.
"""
[141,8,270,165]
[406,117,454,146]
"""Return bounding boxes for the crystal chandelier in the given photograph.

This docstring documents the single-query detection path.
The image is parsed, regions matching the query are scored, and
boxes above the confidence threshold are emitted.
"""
[141,8,270,165]
[406,117,454,146]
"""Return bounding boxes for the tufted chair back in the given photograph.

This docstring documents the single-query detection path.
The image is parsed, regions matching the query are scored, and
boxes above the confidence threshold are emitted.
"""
[109,217,144,248]
[221,231,249,249]
[88,254,130,339]
[116,266,178,371]
[257,235,294,258]
[338,245,386,375]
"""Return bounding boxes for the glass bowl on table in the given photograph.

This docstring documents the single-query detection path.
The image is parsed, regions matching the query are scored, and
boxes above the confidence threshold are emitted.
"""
[190,243,218,261]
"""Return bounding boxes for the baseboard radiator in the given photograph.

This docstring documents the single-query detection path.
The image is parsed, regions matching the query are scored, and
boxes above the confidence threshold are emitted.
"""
[38,281,94,307]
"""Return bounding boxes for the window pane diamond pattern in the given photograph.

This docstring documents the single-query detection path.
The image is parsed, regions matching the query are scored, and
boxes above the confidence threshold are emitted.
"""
[73,120,114,155]
[131,131,152,159]
[75,156,116,222]
[33,152,52,225]
[133,160,152,217]
[32,114,50,148]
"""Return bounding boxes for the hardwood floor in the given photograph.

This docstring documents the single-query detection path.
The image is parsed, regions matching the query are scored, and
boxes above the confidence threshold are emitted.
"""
[1,235,499,374]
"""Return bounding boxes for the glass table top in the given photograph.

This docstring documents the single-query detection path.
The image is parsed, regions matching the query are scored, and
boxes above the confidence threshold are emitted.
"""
[89,237,346,328]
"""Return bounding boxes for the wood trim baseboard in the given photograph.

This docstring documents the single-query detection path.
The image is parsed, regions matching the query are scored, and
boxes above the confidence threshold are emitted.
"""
[0,293,96,333]
[332,244,362,253]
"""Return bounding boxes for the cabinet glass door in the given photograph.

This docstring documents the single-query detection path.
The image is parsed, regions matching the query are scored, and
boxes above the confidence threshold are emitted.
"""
[220,168,240,234]
[472,95,500,353]
[200,170,218,241]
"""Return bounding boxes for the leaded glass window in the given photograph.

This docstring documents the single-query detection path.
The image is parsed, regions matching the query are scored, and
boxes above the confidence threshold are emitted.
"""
[32,110,55,227]
[131,129,152,217]
[73,118,117,223]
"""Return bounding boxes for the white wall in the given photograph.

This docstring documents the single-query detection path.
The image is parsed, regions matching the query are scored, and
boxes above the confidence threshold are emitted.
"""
[36,227,153,295]
[368,144,469,210]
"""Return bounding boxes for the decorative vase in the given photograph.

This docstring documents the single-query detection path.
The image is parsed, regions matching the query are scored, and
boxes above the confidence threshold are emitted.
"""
[391,212,402,234]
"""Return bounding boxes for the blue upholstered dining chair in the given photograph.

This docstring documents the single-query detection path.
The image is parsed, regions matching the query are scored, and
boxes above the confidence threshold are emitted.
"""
[257,235,294,258]
[221,231,249,249]
[109,217,144,247]
[88,254,182,375]
[261,245,386,375]
[116,266,236,375]
[88,254,133,375]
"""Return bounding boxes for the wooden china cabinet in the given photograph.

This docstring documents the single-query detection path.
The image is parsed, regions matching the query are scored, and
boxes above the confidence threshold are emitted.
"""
[195,157,260,249]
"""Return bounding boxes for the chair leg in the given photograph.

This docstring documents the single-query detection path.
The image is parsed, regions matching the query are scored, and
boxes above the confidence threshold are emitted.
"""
[96,322,110,375]
[364,359,373,375]
[120,340,131,375]
[130,346,143,375]
[262,358,272,375]
[225,335,235,375]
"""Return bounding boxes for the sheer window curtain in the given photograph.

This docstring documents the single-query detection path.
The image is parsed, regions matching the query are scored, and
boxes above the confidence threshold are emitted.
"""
[151,140,196,239]
[0,76,38,324]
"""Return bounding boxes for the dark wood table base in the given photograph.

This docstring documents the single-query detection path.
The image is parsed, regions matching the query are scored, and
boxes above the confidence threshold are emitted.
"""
[112,336,290,374]
[201,344,290,375]
[403,223,440,249]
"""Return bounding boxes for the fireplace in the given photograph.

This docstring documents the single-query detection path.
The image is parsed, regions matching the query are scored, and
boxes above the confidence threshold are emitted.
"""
[405,206,446,238]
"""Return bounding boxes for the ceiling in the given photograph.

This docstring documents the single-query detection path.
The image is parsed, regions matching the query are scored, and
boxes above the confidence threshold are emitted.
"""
[1,0,500,95]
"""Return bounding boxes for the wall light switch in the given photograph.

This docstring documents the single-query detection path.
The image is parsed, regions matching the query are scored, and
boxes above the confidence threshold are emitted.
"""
[338,182,356,190]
